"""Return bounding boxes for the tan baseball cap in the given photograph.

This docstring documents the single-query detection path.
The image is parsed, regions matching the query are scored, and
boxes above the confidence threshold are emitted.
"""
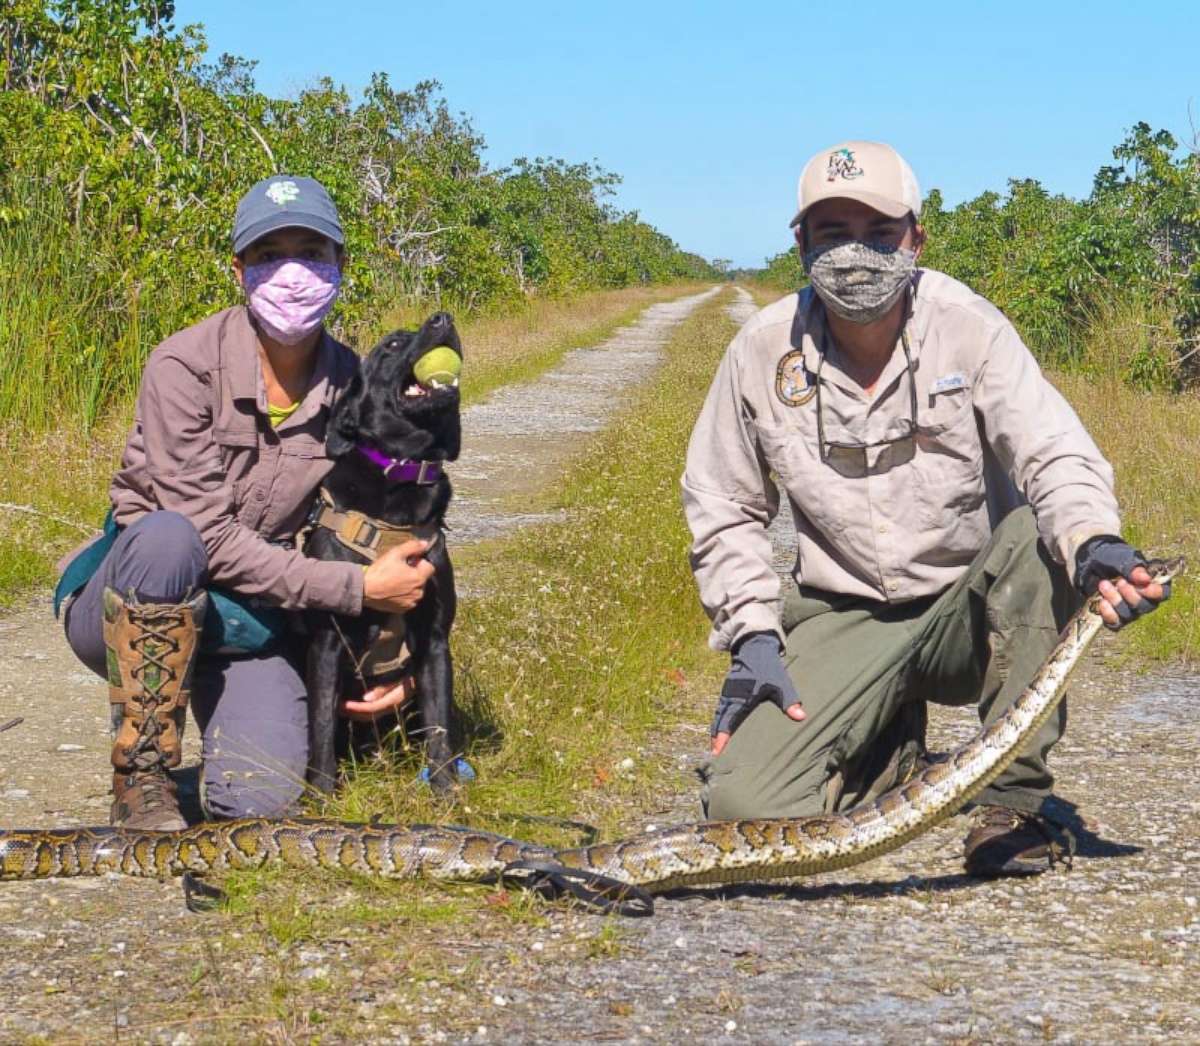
[789,140,921,228]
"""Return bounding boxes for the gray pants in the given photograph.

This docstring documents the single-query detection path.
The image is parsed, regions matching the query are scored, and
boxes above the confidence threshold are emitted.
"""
[700,506,1079,820]
[64,511,308,819]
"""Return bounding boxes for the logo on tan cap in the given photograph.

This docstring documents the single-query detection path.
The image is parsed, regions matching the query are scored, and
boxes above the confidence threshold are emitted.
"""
[826,148,864,183]
[790,140,920,228]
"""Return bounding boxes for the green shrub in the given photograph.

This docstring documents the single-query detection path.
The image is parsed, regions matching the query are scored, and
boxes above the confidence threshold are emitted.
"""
[753,123,1200,390]
[0,1,718,434]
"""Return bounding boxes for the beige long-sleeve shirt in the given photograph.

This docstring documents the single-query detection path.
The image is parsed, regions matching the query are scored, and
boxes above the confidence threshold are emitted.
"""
[683,270,1120,652]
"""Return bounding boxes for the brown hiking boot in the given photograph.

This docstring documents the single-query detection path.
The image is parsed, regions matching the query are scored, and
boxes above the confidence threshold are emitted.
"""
[963,804,1074,877]
[111,767,186,830]
[103,587,206,832]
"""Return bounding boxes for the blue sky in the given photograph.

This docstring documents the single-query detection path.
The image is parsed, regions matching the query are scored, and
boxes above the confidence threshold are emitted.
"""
[179,1,1199,268]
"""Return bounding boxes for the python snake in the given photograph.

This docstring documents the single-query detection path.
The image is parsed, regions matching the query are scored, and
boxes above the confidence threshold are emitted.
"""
[0,559,1183,912]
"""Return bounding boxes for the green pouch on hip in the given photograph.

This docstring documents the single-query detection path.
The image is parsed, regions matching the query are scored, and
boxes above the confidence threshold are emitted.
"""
[201,588,288,656]
[52,509,285,655]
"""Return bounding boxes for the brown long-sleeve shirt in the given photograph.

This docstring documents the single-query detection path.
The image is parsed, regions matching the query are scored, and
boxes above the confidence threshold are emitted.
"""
[683,272,1120,652]
[97,305,364,614]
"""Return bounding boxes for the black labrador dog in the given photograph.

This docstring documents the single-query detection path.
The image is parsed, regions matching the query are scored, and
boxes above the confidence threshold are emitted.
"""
[304,312,463,793]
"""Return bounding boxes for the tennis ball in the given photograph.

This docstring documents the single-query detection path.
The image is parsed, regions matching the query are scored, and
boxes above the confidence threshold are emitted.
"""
[413,345,462,389]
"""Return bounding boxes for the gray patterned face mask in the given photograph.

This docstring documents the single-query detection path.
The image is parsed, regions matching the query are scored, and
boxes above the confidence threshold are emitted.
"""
[802,241,916,324]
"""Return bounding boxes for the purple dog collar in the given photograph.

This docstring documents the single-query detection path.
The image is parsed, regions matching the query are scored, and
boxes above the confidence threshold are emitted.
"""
[356,445,443,484]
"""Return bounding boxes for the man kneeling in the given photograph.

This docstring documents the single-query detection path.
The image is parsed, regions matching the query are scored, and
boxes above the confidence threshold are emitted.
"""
[683,141,1168,876]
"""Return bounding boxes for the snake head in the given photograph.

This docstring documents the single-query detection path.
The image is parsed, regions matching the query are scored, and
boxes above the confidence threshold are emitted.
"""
[1145,555,1186,587]
[1083,554,1184,620]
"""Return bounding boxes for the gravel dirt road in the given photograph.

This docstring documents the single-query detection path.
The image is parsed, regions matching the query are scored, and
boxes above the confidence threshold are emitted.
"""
[1,286,1197,1044]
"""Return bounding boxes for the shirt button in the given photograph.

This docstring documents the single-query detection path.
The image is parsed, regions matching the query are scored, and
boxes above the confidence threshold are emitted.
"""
[254,487,266,501]
[878,524,888,534]
[887,581,898,592]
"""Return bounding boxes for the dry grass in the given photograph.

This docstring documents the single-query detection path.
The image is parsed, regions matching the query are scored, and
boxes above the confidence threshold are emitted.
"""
[367,283,708,407]
[0,422,125,600]
[1050,371,1199,661]
[0,284,705,606]
[742,281,791,309]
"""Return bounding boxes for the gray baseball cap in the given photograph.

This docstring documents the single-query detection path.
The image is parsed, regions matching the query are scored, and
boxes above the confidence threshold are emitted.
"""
[232,174,345,255]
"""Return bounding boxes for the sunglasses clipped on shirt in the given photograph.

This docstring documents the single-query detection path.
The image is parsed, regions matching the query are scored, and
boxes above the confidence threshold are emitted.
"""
[815,328,919,476]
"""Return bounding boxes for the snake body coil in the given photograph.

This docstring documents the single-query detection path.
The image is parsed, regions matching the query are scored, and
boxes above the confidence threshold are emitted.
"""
[0,560,1183,899]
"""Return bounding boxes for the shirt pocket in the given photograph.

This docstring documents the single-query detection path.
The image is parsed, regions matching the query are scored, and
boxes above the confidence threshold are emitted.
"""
[214,424,257,467]
[213,425,259,521]
[271,430,335,534]
[753,415,846,535]
[912,390,985,529]
[278,430,330,461]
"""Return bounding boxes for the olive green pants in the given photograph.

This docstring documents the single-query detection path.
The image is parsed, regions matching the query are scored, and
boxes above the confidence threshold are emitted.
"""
[700,506,1080,820]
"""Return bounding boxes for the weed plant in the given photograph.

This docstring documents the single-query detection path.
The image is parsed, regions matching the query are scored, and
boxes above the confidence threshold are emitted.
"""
[0,185,194,432]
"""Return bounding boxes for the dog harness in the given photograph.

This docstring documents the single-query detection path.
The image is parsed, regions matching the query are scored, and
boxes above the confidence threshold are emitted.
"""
[304,487,444,682]
[343,611,412,684]
[307,489,443,561]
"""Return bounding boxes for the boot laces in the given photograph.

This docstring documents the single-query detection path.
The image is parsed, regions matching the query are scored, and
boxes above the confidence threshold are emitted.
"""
[123,767,175,812]
[126,605,185,767]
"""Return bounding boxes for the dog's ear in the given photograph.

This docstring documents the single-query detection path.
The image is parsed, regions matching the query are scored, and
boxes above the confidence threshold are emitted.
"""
[326,371,364,457]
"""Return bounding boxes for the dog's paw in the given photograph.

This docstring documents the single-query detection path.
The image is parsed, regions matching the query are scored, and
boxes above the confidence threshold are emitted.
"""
[417,758,477,786]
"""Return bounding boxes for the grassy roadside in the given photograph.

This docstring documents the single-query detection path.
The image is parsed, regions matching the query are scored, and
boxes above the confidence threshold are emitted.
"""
[322,289,733,833]
[0,283,705,606]
[742,280,789,309]
[375,282,708,408]
[115,289,739,1039]
[1051,372,1199,662]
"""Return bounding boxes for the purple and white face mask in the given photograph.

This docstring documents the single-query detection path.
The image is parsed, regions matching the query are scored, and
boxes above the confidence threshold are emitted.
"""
[243,258,342,345]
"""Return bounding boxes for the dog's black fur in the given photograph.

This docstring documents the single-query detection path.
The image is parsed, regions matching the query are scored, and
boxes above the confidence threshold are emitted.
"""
[304,312,462,793]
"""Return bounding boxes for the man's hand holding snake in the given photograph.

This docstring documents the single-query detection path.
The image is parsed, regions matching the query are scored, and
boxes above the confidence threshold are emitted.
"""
[1075,535,1171,630]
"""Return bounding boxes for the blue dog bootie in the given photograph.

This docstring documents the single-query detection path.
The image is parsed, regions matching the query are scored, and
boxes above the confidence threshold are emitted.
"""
[418,757,476,784]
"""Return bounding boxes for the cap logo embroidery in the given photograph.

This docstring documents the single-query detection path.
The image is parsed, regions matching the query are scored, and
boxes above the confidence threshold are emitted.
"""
[826,148,864,182]
[776,349,817,407]
[266,180,300,206]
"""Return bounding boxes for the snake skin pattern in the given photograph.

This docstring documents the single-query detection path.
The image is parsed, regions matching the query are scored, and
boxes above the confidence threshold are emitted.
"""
[0,560,1182,893]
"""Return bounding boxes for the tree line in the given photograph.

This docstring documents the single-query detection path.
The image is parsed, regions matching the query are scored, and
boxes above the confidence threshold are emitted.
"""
[758,124,1200,389]
[0,1,717,429]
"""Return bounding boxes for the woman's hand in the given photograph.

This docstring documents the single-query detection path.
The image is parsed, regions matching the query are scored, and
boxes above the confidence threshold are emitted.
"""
[363,539,435,612]
[340,676,415,723]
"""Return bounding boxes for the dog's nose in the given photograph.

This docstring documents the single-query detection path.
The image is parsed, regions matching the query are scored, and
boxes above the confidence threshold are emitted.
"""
[429,312,452,330]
